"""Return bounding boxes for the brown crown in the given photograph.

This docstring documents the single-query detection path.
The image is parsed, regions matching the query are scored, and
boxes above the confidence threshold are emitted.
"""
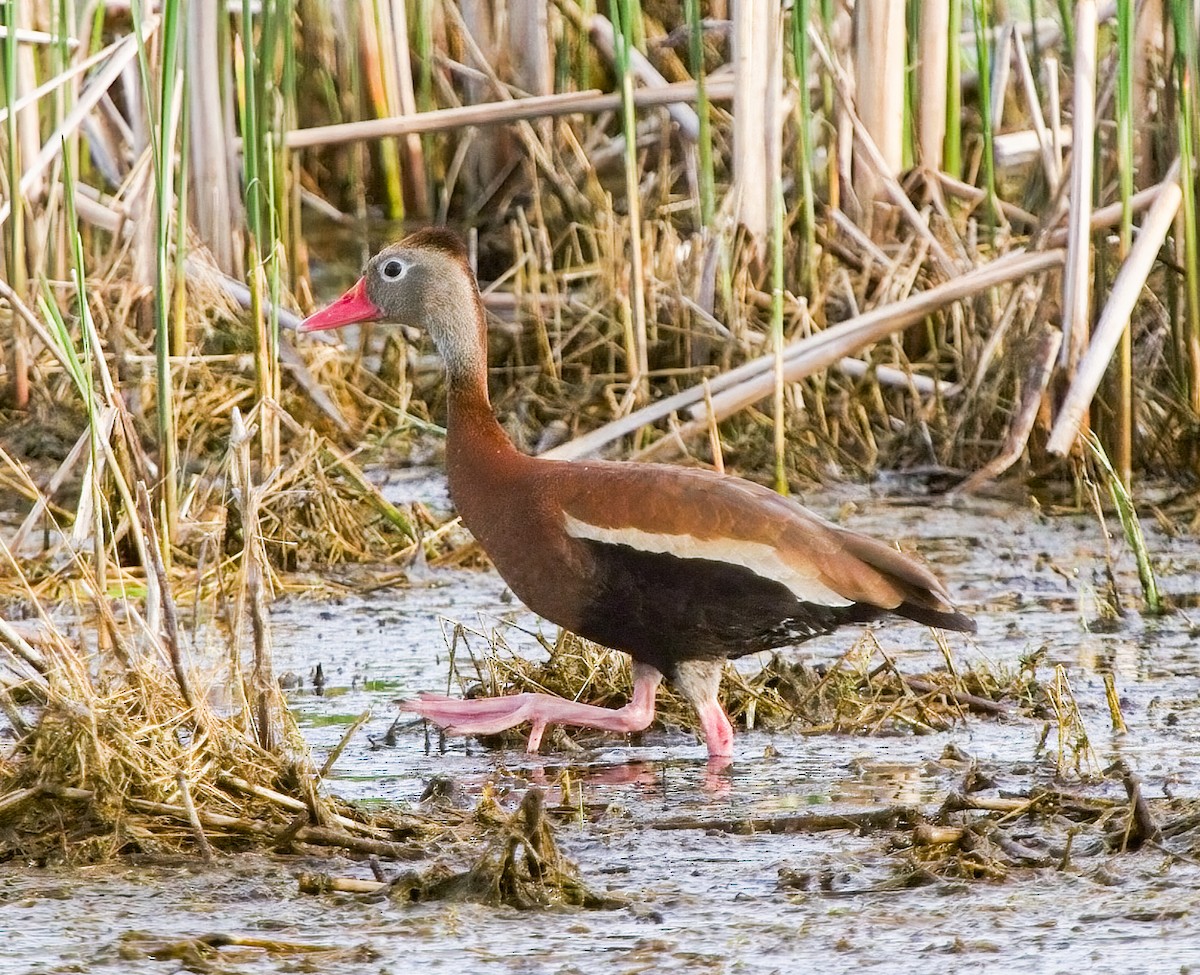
[400,227,469,262]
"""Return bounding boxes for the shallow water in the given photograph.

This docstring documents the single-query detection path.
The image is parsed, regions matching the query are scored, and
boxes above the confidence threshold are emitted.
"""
[6,487,1200,974]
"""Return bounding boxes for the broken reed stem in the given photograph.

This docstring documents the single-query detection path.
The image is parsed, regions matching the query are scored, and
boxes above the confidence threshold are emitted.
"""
[1103,672,1127,733]
[1048,162,1182,456]
[285,79,734,147]
[136,480,198,712]
[318,710,371,778]
[230,408,281,752]
[178,773,215,862]
[1084,433,1162,614]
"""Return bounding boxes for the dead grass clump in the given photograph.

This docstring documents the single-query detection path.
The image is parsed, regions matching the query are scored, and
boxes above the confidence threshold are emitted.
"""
[895,757,1193,886]
[0,615,401,864]
[433,628,1035,752]
[390,789,624,910]
[299,788,625,911]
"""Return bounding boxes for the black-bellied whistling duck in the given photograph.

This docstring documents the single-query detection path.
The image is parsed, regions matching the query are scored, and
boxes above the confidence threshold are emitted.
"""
[300,228,975,760]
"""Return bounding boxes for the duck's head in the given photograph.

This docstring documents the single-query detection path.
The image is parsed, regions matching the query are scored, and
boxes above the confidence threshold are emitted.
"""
[300,228,485,384]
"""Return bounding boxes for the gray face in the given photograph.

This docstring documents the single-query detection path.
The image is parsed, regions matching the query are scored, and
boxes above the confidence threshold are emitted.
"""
[362,247,433,328]
[359,243,485,384]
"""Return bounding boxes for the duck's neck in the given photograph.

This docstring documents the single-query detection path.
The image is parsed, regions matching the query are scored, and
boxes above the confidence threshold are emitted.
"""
[443,313,524,495]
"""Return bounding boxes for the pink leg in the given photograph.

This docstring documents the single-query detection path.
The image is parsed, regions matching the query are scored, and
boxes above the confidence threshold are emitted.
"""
[673,659,735,759]
[401,663,663,753]
[694,696,734,759]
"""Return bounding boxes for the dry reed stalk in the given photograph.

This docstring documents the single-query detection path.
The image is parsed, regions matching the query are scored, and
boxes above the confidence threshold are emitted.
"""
[135,480,198,712]
[1047,162,1182,455]
[457,0,509,192]
[852,0,905,207]
[990,23,1014,129]
[1043,180,1167,244]
[916,0,949,173]
[507,0,552,102]
[0,37,126,127]
[993,126,1073,168]
[1046,54,1063,163]
[286,78,733,147]
[186,2,241,275]
[229,407,282,752]
[1013,25,1062,187]
[730,0,779,250]
[1132,0,1164,189]
[0,24,79,45]
[177,772,215,861]
[1061,0,1098,373]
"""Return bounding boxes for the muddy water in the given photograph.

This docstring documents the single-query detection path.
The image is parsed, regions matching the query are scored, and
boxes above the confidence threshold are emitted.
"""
[6,487,1200,974]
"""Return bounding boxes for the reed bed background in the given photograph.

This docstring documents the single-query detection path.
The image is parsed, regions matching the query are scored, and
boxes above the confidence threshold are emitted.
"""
[0,0,1197,858]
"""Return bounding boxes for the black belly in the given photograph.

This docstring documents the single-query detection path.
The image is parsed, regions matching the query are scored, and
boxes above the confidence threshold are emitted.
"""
[574,539,880,679]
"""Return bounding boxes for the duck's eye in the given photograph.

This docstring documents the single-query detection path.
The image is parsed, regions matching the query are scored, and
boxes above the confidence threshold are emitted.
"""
[381,260,406,281]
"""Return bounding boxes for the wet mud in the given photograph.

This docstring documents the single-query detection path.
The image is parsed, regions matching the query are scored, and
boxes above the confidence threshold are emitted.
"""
[5,488,1200,973]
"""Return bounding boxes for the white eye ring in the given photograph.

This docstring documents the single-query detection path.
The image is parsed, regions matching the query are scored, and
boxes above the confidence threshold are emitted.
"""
[381,259,407,281]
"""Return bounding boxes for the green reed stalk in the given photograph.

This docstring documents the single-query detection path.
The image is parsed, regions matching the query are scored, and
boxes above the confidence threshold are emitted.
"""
[415,0,436,209]
[173,90,190,358]
[1055,0,1075,59]
[53,153,106,600]
[611,0,648,398]
[944,0,962,177]
[771,185,788,496]
[1169,0,1200,414]
[903,0,918,170]
[241,0,292,466]
[280,0,299,282]
[130,0,184,543]
[1114,0,1134,484]
[577,0,595,90]
[970,0,998,225]
[790,0,816,295]
[685,0,715,228]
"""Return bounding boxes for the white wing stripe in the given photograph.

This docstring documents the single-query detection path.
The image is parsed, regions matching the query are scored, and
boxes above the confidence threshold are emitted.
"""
[563,513,854,607]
